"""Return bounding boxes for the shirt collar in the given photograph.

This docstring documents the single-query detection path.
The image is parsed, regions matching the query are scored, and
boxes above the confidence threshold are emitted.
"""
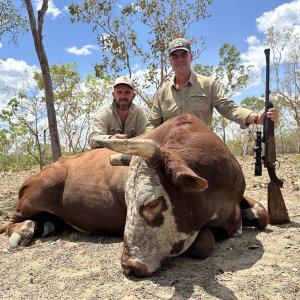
[171,70,197,88]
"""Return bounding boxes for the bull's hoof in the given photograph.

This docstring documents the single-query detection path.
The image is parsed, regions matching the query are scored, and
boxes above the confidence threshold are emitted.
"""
[8,220,35,247]
[42,221,56,237]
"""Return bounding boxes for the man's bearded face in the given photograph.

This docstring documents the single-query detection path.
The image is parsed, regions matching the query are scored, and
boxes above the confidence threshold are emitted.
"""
[113,85,135,111]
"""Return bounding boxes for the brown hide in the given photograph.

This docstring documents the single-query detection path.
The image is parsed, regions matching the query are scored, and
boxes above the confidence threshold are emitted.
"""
[1,113,267,274]
[7,148,127,235]
[141,114,245,236]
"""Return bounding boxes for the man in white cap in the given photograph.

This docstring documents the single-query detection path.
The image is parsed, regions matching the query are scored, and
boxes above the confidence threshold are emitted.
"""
[88,76,149,148]
[147,37,278,130]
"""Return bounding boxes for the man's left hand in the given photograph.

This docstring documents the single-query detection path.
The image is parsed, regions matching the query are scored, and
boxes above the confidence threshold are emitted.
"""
[257,107,279,124]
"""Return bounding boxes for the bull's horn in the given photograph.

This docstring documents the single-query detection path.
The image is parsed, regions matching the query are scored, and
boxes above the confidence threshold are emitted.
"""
[98,139,163,161]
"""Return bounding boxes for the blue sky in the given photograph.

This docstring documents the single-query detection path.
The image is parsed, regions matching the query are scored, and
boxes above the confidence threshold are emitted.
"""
[1,0,300,109]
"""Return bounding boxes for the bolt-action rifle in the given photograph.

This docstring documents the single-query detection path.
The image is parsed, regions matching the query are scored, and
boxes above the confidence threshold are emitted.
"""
[254,48,290,224]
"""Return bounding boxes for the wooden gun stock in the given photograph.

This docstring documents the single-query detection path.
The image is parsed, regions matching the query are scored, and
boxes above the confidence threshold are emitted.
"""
[263,49,290,224]
[265,123,290,224]
[268,181,290,224]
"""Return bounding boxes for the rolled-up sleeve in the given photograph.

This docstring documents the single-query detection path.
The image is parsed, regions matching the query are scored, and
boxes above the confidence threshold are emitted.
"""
[88,111,112,148]
[212,81,252,128]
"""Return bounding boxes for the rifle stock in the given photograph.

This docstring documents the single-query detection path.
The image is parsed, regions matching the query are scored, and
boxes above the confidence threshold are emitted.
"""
[257,49,290,224]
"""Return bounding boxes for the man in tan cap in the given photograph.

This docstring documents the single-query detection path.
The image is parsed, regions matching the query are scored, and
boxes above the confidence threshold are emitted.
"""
[147,37,278,130]
[88,76,149,148]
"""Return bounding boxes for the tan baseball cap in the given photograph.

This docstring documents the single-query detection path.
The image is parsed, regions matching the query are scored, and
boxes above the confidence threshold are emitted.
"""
[113,76,134,89]
[168,38,191,55]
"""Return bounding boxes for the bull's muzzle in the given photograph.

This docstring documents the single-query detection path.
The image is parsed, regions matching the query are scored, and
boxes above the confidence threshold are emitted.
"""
[121,237,158,277]
[121,258,154,277]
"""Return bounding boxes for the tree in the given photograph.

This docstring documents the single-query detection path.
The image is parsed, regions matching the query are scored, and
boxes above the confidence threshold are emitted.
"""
[35,64,111,154]
[23,0,61,161]
[0,128,10,170]
[0,0,29,44]
[266,26,300,131]
[0,90,49,170]
[215,43,250,98]
[68,0,212,105]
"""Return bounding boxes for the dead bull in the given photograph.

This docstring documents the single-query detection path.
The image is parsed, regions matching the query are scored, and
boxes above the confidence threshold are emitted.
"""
[0,114,268,277]
[100,114,269,277]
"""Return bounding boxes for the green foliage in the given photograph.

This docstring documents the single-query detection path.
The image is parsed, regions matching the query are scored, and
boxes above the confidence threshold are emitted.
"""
[215,43,252,97]
[227,138,243,156]
[34,63,111,153]
[0,152,40,172]
[0,0,29,44]
[266,26,300,130]
[69,0,212,103]
[240,96,265,111]
[193,63,214,77]
[195,43,252,98]
[278,129,300,154]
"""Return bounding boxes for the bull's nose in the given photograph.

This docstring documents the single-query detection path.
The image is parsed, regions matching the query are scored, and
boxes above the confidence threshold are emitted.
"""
[121,259,153,277]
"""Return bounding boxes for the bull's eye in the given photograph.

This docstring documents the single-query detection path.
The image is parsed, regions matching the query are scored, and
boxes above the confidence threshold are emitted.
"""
[139,196,167,227]
[148,197,162,210]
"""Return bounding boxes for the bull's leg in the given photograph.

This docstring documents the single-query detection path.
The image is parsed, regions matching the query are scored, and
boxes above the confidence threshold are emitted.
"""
[6,220,36,247]
[241,195,269,229]
[3,204,61,247]
[184,227,215,259]
[3,203,40,247]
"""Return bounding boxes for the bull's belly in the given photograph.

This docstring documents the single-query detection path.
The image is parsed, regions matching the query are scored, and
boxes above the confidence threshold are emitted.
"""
[48,205,126,235]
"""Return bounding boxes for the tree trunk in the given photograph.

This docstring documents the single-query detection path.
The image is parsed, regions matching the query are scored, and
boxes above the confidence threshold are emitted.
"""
[24,0,61,161]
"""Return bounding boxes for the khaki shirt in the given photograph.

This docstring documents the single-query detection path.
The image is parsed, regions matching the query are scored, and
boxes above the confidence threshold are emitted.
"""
[147,71,252,130]
[88,102,149,148]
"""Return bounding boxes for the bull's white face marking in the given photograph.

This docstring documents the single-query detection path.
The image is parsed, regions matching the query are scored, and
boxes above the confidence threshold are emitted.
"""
[242,203,263,220]
[124,157,199,274]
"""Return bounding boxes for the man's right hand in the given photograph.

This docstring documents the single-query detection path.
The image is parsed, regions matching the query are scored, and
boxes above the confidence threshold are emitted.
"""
[110,134,128,139]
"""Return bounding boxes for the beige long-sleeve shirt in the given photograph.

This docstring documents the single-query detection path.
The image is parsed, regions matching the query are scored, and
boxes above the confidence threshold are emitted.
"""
[88,102,149,148]
[147,71,252,131]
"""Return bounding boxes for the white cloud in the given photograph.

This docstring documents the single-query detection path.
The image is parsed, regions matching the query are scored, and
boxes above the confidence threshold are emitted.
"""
[0,58,39,109]
[0,42,2,48]
[240,0,300,89]
[256,0,300,34]
[245,35,260,47]
[35,0,61,18]
[65,45,99,56]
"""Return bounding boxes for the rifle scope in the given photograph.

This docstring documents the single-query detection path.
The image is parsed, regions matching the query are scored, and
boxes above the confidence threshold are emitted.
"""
[254,131,262,176]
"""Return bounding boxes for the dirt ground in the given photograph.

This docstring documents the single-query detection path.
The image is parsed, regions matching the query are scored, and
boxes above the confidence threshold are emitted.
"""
[0,154,299,300]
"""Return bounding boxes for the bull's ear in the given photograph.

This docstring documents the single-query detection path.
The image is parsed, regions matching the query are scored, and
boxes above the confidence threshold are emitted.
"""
[163,150,208,192]
[169,164,208,191]
[110,153,132,166]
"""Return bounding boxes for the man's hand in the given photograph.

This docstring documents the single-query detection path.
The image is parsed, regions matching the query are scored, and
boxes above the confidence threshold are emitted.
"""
[257,107,278,124]
[110,134,128,139]
[248,107,279,125]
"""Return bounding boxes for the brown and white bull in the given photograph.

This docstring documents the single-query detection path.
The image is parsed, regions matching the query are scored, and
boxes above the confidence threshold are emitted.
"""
[0,114,268,277]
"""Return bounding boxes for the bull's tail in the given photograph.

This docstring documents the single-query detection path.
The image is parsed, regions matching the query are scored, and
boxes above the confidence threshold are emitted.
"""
[241,195,269,229]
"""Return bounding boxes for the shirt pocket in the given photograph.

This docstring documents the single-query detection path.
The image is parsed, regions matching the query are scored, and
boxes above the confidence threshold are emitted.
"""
[188,93,211,112]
